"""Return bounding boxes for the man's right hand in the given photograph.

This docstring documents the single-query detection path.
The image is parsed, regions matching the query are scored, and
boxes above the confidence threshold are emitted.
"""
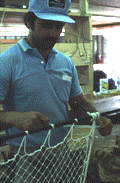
[16,111,49,132]
[0,111,49,132]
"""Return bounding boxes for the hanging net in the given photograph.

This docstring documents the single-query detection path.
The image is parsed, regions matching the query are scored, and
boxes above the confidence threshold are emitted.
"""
[0,119,96,183]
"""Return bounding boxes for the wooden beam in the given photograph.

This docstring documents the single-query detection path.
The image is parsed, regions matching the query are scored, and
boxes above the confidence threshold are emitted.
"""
[93,22,120,28]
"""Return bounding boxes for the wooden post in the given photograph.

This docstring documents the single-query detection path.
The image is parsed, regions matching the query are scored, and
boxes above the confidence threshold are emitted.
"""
[79,0,89,15]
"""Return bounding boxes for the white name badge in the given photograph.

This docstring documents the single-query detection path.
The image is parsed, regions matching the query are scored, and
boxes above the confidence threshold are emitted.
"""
[62,75,72,81]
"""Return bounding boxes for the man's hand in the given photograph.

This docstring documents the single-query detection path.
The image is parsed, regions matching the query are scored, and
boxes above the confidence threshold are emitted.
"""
[15,111,49,132]
[96,116,113,136]
[1,111,49,132]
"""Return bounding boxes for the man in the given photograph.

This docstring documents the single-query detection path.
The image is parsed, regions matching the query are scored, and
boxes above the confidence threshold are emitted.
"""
[0,0,113,182]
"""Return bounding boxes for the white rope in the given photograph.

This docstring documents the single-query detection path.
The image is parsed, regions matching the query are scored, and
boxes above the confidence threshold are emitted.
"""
[87,111,100,121]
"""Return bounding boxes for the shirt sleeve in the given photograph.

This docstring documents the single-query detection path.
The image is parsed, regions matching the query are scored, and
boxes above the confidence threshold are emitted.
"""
[70,63,82,98]
[0,56,12,102]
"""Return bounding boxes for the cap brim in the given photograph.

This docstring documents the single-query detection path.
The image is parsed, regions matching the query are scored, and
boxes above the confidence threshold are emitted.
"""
[34,12,75,23]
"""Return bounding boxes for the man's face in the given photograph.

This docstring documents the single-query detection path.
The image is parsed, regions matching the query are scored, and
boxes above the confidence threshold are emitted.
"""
[31,19,65,51]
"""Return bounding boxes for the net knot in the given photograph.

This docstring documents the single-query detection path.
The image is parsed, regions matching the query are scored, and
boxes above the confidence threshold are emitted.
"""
[74,118,78,123]
[87,112,100,121]
[25,131,29,135]
[49,124,55,129]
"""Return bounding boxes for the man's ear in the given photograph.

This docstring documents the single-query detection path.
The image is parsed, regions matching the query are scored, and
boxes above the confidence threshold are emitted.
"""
[26,21,31,29]
[26,21,35,30]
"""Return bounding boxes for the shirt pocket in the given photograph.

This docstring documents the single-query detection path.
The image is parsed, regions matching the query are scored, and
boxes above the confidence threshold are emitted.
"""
[54,77,72,102]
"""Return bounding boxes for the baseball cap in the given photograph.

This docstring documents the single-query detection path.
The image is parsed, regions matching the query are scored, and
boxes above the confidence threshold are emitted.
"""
[28,0,75,23]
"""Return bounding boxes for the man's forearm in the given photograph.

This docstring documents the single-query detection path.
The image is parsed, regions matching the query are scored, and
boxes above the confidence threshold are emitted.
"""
[77,99,97,113]
[0,110,50,132]
[69,96,98,114]
[69,94,99,123]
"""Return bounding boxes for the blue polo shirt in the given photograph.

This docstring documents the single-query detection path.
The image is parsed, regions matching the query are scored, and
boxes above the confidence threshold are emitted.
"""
[0,38,82,147]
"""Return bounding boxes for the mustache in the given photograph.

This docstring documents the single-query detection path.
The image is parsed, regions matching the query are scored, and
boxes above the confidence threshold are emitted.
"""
[42,37,58,42]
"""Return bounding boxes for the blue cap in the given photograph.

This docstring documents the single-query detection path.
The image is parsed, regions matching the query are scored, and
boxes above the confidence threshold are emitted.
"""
[28,0,75,24]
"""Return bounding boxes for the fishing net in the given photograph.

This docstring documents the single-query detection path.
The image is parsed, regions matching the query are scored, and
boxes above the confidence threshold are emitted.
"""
[0,115,97,183]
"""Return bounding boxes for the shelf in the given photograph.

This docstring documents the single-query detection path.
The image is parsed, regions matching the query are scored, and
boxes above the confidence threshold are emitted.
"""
[68,12,91,17]
[0,7,28,25]
[0,39,19,44]
[93,90,120,100]
[0,7,28,13]
[55,43,92,65]
[0,7,92,26]
[0,7,91,17]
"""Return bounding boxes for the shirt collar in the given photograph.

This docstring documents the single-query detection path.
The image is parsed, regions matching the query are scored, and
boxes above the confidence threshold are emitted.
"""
[18,37,32,52]
[18,37,57,54]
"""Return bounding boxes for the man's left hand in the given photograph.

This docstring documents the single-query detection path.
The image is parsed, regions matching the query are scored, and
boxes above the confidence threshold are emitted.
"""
[96,116,113,136]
